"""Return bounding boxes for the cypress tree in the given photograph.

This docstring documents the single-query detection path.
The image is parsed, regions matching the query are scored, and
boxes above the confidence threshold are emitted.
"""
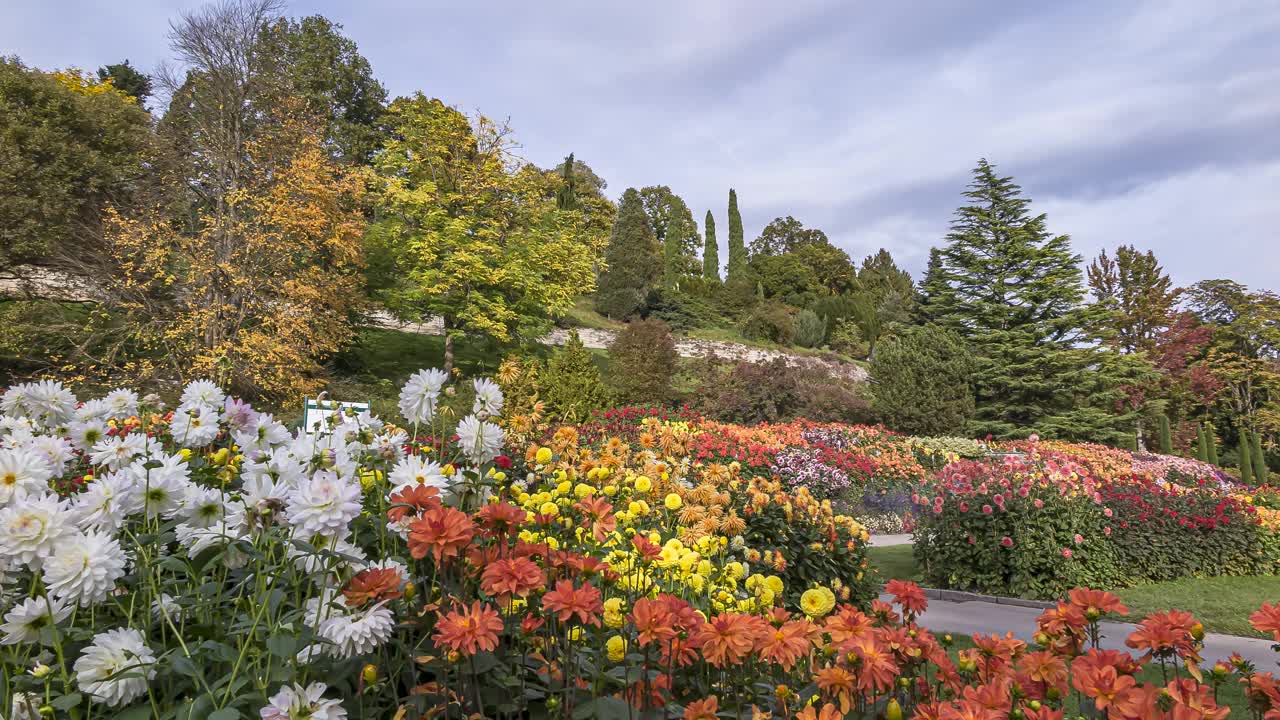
[703,210,719,281]
[663,213,683,288]
[1239,431,1254,483]
[1252,430,1269,483]
[926,159,1140,442]
[1207,428,1219,466]
[1157,414,1173,454]
[1196,424,1208,461]
[726,188,746,281]
[595,188,660,319]
[556,153,578,210]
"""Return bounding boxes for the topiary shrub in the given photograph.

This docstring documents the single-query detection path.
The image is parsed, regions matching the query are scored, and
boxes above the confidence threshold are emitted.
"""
[792,308,825,348]
[607,318,678,406]
[539,330,608,422]
[870,323,975,436]
[740,301,793,345]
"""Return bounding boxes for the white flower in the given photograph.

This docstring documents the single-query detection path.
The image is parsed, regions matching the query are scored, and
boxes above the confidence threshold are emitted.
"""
[151,593,183,623]
[373,430,408,464]
[287,471,362,537]
[259,682,347,720]
[472,377,504,417]
[303,594,393,660]
[456,414,504,464]
[0,493,72,570]
[74,628,156,707]
[179,379,226,411]
[23,435,74,474]
[182,486,226,528]
[399,368,449,424]
[44,530,127,607]
[127,454,191,518]
[169,404,221,448]
[102,389,140,419]
[8,692,41,720]
[1,595,71,645]
[89,433,149,471]
[71,472,140,533]
[233,413,291,456]
[68,420,109,451]
[6,380,78,426]
[289,535,366,578]
[0,448,52,507]
[388,455,448,493]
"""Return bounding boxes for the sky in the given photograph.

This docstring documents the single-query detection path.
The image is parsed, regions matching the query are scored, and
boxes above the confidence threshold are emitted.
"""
[6,0,1280,290]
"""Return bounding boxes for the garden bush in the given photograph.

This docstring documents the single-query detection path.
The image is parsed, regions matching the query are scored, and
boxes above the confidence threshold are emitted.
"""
[538,329,608,422]
[792,308,826,348]
[740,300,794,345]
[606,318,677,406]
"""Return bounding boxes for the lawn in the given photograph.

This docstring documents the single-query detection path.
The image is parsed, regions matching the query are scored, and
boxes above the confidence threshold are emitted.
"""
[867,543,1277,639]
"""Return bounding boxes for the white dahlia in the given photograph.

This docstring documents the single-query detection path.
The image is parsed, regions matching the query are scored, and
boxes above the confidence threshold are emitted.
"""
[127,454,191,518]
[0,448,52,507]
[71,472,140,533]
[23,435,74,474]
[182,485,226,528]
[169,404,221,448]
[67,420,109,452]
[456,414,504,464]
[388,454,448,493]
[304,594,394,659]
[88,433,149,471]
[0,493,72,570]
[8,692,40,720]
[44,530,127,607]
[74,628,156,707]
[472,377,505,417]
[1,595,72,645]
[233,413,291,456]
[398,368,449,424]
[102,388,140,419]
[287,471,362,537]
[179,379,226,411]
[259,682,347,720]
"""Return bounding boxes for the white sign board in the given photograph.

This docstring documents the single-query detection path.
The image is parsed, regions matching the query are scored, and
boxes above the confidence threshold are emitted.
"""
[303,398,370,434]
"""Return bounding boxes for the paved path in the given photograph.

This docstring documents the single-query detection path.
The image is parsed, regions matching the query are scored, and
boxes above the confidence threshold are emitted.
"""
[869,533,913,547]
[890,593,1279,669]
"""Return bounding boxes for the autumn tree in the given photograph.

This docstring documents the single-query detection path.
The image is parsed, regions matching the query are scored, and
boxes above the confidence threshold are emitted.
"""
[1087,245,1180,354]
[371,95,603,373]
[1187,280,1280,438]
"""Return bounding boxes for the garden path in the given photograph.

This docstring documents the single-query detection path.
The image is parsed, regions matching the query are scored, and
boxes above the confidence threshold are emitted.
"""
[869,533,913,546]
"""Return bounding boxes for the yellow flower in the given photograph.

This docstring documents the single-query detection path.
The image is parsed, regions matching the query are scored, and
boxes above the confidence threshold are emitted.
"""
[800,587,836,618]
[442,463,456,477]
[568,627,584,642]
[606,635,627,662]
[535,447,553,464]
[634,475,652,493]
[574,483,594,498]
[764,575,784,594]
[540,502,559,517]
[664,493,683,511]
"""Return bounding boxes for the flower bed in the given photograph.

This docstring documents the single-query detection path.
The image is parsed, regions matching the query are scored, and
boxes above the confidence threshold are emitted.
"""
[913,438,1280,600]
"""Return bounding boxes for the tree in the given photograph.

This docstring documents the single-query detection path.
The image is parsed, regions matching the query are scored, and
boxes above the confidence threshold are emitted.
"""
[663,212,684,288]
[726,188,746,281]
[846,249,914,354]
[916,247,949,321]
[595,188,660,319]
[540,331,608,422]
[870,324,976,436]
[1,60,151,272]
[793,240,856,295]
[748,216,829,257]
[96,60,152,103]
[1239,431,1254,483]
[1186,280,1280,437]
[638,186,699,280]
[926,159,1140,441]
[556,152,578,210]
[703,210,719,282]
[1157,414,1173,454]
[371,95,603,373]
[1196,424,1209,460]
[258,15,387,164]
[1087,245,1180,354]
[607,319,677,405]
[793,309,825,348]
[1252,429,1270,483]
[549,155,615,256]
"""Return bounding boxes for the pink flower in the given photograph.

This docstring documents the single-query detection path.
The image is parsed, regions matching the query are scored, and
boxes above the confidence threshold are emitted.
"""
[1033,499,1045,509]
[1028,433,1040,443]
[982,505,993,515]
[1103,508,1113,518]
[1017,486,1029,498]
[993,494,1005,505]
[967,535,976,545]
[959,502,969,513]
[1103,527,1112,536]
[1000,536,1014,548]
[1061,548,1073,558]
[1073,533,1084,545]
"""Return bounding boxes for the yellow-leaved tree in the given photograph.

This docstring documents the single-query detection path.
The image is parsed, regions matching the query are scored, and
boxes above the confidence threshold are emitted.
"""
[368,95,606,372]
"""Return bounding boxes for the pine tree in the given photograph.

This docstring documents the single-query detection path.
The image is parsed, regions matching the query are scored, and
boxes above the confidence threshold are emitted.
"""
[1239,431,1254,483]
[703,210,719,281]
[927,159,1139,442]
[595,188,661,319]
[1157,414,1173,454]
[1087,245,1179,354]
[1252,430,1269,483]
[726,188,746,281]
[870,324,976,435]
[556,152,578,210]
[1196,424,1208,461]
[916,247,949,322]
[663,212,683,288]
[539,331,608,423]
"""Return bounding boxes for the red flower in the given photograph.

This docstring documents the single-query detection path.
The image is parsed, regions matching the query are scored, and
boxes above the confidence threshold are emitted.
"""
[387,484,441,523]
[884,579,928,615]
[407,505,475,564]
[541,580,603,626]
[1250,602,1280,642]
[433,601,503,656]
[682,695,718,720]
[342,567,403,608]
[494,454,512,469]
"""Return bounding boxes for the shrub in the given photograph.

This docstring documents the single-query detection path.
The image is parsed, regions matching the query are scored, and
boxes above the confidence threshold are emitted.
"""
[792,308,825,348]
[540,330,608,422]
[646,288,727,330]
[827,316,868,358]
[871,323,975,435]
[606,318,677,405]
[740,301,793,345]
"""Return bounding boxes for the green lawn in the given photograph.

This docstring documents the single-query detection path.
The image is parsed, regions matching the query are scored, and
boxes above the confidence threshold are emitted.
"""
[1115,574,1280,639]
[868,544,922,583]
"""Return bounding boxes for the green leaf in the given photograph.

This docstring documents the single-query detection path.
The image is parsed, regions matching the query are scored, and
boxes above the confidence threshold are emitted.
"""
[572,697,631,720]
[209,708,242,720]
[51,693,83,710]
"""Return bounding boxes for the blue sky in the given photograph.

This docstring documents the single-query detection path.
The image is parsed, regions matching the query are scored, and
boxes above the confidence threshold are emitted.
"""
[6,0,1279,289]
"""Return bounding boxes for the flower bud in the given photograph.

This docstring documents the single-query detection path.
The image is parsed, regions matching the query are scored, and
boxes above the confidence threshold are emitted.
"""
[362,664,378,685]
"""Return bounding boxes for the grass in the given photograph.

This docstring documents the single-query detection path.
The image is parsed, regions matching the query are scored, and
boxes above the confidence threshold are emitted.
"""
[1115,574,1280,639]
[559,297,624,331]
[868,544,922,584]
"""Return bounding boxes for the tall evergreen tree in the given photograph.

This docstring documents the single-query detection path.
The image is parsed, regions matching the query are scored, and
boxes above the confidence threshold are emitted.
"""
[595,188,660,319]
[1157,414,1173,454]
[1239,431,1254,483]
[96,60,152,103]
[703,210,719,281]
[1196,424,1209,461]
[726,188,746,281]
[663,212,683,288]
[1208,428,1220,466]
[917,247,949,321]
[1252,429,1269,483]
[927,159,1144,442]
[638,186,699,278]
[556,152,578,210]
[1087,245,1180,354]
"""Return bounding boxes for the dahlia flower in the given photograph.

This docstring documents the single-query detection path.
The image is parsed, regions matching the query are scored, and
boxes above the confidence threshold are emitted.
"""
[456,414,504,464]
[0,492,72,569]
[67,420,108,452]
[302,593,394,660]
[287,471,363,537]
[102,388,140,419]
[71,471,141,532]
[259,682,347,720]
[388,454,448,493]
[398,368,449,424]
[1,595,71,645]
[179,379,226,411]
[233,413,292,456]
[169,404,221,448]
[0,448,52,506]
[73,628,157,707]
[472,377,505,417]
[182,486,227,528]
[43,530,127,607]
[88,433,149,471]
[127,455,192,518]
[7,692,40,720]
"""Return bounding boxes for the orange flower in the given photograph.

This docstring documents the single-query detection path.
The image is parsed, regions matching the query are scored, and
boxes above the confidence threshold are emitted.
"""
[936,699,1003,720]
[541,579,603,626]
[885,579,928,615]
[1250,602,1280,642]
[476,501,526,535]
[824,606,873,647]
[683,695,718,720]
[387,484,441,523]
[572,495,616,541]
[480,557,544,599]
[1125,610,1201,663]
[813,665,856,714]
[433,601,503,656]
[1067,587,1129,618]
[1017,650,1068,696]
[845,634,899,692]
[1163,677,1230,720]
[757,621,811,671]
[342,567,403,608]
[630,597,676,646]
[1070,660,1136,710]
[697,612,762,668]
[407,505,475,563]
[794,703,841,720]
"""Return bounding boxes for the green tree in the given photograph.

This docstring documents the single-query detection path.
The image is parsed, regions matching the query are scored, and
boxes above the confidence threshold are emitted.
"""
[1239,431,1254,483]
[847,249,915,354]
[540,331,608,422]
[870,324,976,436]
[371,95,602,373]
[607,318,677,405]
[748,216,828,257]
[595,188,660,319]
[1087,245,1180,354]
[663,212,684,288]
[549,155,615,256]
[258,15,388,164]
[927,159,1141,441]
[1186,280,1280,435]
[1252,429,1269,483]
[1208,428,1220,465]
[1196,423,1208,460]
[726,188,746,281]
[639,186,699,279]
[96,59,152,103]
[703,210,719,281]
[0,60,151,270]
[556,152,578,210]
[916,247,949,321]
[1157,414,1173,454]
[793,309,825,348]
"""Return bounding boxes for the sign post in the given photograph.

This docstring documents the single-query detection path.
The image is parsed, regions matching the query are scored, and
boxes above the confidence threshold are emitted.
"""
[303,397,370,434]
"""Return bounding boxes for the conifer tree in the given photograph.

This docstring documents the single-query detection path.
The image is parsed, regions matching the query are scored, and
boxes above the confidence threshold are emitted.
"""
[1087,245,1179,354]
[540,330,608,422]
[663,213,683,288]
[1252,430,1269,483]
[1196,424,1208,461]
[1207,428,1220,466]
[703,210,719,281]
[595,188,660,319]
[927,159,1143,442]
[556,152,578,210]
[1157,414,1173,454]
[1239,431,1254,483]
[726,188,746,281]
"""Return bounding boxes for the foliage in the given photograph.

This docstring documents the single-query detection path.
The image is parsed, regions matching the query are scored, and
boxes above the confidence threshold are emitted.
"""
[702,209,719,281]
[690,359,871,426]
[606,318,678,406]
[793,309,826,348]
[871,324,975,436]
[827,317,868,359]
[539,330,608,423]
[639,185,700,282]
[847,249,915,354]
[726,188,746,281]
[740,301,794,345]
[748,215,830,258]
[0,59,151,269]
[1087,245,1180,355]
[595,188,661,319]
[95,59,152,102]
